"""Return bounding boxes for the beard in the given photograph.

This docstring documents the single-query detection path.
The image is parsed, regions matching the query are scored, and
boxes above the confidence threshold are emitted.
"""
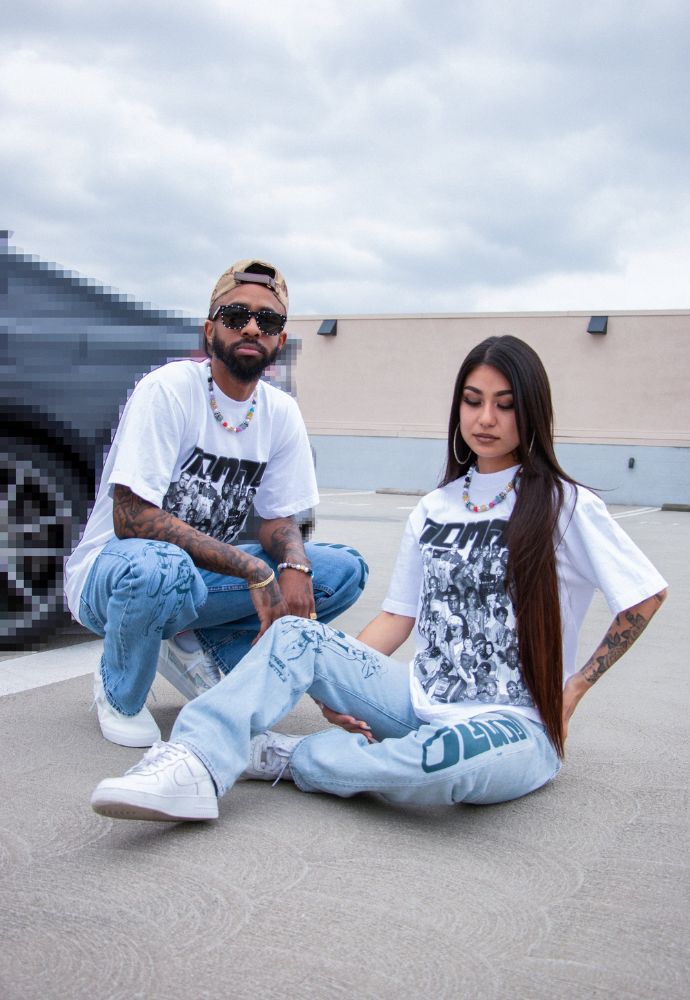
[210,331,281,383]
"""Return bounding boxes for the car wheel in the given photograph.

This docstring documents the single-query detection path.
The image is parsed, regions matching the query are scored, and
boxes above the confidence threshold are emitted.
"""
[0,437,88,649]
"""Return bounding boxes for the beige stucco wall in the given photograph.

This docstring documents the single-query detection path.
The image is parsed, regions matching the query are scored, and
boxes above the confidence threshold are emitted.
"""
[287,310,690,448]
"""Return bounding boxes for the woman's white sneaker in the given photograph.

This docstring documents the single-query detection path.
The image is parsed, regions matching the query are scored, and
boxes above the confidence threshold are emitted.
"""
[91,741,219,822]
[93,671,161,747]
[242,731,305,783]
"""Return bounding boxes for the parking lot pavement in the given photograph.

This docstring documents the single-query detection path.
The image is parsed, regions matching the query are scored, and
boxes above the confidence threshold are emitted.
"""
[1,491,687,1000]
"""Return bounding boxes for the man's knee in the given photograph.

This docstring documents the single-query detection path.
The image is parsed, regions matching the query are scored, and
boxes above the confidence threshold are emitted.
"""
[103,538,205,606]
[308,542,369,595]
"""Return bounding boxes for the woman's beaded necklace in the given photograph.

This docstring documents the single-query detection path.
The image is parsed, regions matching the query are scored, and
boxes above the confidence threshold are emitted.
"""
[207,363,256,433]
[462,464,518,513]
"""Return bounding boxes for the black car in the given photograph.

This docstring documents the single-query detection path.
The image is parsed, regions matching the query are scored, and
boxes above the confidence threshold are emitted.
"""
[1,232,310,648]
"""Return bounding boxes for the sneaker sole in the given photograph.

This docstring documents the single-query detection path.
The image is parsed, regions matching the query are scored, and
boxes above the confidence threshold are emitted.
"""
[91,789,218,822]
[98,722,161,748]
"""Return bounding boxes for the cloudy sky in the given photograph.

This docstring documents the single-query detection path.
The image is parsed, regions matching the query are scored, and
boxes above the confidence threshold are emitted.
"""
[2,0,689,316]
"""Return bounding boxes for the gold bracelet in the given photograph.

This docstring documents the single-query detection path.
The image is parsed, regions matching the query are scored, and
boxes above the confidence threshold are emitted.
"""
[247,569,276,591]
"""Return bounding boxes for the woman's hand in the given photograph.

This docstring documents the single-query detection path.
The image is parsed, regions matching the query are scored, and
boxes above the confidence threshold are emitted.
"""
[309,611,417,746]
[561,672,588,743]
[314,700,376,744]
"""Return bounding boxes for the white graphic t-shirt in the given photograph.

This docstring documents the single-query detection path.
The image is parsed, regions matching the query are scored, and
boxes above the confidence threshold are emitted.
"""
[65,359,318,619]
[382,466,667,728]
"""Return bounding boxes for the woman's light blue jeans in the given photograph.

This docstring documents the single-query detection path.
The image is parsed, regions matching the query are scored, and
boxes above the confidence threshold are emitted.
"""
[172,617,561,808]
[79,539,368,716]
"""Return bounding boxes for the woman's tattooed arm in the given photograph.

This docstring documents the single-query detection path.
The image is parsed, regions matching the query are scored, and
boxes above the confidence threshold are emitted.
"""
[581,589,667,685]
[562,589,667,741]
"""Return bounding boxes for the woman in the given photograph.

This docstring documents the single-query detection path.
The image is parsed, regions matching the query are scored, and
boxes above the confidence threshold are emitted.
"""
[91,336,667,821]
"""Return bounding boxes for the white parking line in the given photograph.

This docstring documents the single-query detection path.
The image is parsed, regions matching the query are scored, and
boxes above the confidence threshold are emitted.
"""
[330,502,374,507]
[0,641,102,696]
[612,507,661,519]
[320,490,376,498]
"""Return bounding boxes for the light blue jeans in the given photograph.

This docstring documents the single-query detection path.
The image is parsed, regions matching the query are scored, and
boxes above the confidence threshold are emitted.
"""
[79,540,368,716]
[172,617,561,807]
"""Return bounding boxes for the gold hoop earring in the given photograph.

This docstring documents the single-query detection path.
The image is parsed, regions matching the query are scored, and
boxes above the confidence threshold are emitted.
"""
[453,426,472,465]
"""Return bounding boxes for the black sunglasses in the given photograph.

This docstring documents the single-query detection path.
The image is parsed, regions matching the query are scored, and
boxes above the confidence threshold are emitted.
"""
[210,303,287,337]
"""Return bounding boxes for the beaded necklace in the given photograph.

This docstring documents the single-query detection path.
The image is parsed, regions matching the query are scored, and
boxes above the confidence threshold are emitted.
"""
[462,464,519,513]
[207,363,256,433]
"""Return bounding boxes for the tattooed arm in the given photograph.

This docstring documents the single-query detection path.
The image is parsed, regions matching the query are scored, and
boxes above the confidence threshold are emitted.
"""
[562,589,667,740]
[258,516,314,619]
[113,485,289,638]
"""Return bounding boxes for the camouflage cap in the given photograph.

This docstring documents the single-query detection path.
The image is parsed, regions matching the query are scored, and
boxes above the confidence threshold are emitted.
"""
[209,259,289,314]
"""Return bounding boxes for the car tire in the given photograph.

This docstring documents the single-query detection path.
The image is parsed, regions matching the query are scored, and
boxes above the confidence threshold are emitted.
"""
[0,436,89,649]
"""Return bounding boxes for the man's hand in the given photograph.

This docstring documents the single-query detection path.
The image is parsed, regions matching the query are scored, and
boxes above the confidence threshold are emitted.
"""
[258,516,316,620]
[250,573,290,642]
[278,567,316,619]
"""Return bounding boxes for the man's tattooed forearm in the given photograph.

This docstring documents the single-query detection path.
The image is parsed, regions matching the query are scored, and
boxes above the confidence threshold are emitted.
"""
[112,485,268,583]
[261,518,308,564]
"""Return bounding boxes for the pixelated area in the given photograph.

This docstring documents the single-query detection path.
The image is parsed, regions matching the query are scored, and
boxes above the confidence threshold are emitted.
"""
[1,444,85,647]
[1,232,303,649]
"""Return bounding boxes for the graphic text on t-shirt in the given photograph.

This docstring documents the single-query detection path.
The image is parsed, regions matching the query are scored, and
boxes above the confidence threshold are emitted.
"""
[162,448,267,545]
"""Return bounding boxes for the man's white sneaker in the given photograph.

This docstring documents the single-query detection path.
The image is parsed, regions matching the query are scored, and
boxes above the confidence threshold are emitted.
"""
[91,741,219,822]
[157,638,222,701]
[93,671,161,748]
[241,731,305,783]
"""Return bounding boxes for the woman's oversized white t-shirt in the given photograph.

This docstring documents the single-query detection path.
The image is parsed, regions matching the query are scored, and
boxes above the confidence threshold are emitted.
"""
[65,359,318,619]
[382,466,667,728]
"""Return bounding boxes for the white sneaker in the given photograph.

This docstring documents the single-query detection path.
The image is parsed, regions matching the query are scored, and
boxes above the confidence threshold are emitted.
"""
[91,741,219,822]
[241,731,305,783]
[157,638,222,701]
[93,671,161,748]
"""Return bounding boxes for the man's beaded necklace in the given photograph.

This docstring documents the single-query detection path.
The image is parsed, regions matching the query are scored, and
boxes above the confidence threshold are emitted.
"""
[207,363,256,433]
[462,464,519,513]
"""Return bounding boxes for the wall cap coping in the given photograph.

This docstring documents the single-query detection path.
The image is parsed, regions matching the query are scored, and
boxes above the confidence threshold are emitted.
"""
[290,308,690,322]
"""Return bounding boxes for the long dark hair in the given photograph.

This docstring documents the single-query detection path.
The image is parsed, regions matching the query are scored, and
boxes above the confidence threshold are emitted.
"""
[440,335,576,757]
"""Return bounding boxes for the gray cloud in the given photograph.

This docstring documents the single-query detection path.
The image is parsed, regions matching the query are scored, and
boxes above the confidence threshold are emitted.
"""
[2,0,688,314]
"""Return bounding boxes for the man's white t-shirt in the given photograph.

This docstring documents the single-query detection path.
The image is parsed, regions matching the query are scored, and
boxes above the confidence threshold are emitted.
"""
[65,359,318,620]
[382,465,667,729]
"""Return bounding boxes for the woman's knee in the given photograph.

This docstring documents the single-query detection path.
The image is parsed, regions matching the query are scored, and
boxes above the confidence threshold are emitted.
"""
[270,615,320,642]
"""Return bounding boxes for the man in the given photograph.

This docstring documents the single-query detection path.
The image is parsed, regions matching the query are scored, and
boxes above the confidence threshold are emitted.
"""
[162,470,192,516]
[487,603,512,647]
[65,259,367,748]
[443,585,462,620]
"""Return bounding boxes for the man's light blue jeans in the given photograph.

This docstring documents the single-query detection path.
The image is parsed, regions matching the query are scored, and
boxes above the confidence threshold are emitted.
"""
[79,540,368,716]
[172,617,562,808]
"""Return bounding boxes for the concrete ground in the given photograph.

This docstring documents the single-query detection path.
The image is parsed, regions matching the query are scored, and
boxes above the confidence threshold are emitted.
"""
[0,491,687,1000]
